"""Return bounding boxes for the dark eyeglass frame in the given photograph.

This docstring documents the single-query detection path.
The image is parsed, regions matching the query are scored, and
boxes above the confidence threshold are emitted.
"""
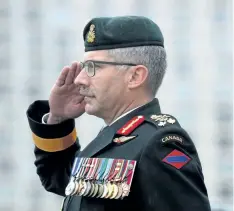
[80,60,138,77]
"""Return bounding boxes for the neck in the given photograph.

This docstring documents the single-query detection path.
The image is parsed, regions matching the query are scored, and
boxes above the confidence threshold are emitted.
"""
[104,96,153,125]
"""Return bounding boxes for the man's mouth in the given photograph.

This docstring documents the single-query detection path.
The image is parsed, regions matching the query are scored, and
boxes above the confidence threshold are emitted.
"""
[80,94,94,99]
[79,91,91,97]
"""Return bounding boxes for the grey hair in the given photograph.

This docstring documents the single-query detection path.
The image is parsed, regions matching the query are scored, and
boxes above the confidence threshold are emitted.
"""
[107,46,167,96]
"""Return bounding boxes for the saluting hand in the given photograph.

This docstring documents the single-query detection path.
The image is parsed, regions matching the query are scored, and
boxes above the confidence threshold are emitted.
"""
[47,62,85,124]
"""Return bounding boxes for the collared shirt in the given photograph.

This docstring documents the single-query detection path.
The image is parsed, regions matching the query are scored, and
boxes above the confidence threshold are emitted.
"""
[97,105,142,133]
[109,106,141,126]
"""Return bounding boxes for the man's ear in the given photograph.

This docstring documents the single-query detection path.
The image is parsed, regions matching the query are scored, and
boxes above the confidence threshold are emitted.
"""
[127,65,149,89]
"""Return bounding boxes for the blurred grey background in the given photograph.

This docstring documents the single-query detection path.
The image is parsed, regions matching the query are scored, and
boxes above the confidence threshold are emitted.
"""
[0,0,232,210]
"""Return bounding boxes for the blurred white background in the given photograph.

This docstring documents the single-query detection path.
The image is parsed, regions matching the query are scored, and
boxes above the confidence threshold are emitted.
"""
[0,0,232,210]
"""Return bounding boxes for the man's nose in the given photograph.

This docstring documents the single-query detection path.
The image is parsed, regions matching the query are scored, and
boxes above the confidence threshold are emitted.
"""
[74,69,89,86]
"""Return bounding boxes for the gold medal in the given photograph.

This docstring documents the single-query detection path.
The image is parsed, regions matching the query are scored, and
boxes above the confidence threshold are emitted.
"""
[74,181,80,195]
[78,180,87,196]
[115,184,123,199]
[110,183,119,199]
[83,181,91,196]
[105,182,114,198]
[100,184,108,198]
[91,183,99,197]
[76,180,83,194]
[96,184,104,198]
[87,182,95,197]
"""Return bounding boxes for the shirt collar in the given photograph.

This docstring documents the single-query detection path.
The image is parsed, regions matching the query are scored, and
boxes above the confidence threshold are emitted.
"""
[109,105,142,126]
[99,98,161,132]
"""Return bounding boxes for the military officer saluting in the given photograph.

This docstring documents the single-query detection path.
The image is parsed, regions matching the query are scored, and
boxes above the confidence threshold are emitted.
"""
[26,16,211,211]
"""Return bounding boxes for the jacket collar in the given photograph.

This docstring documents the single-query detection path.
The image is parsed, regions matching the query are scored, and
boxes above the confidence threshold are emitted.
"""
[79,98,161,157]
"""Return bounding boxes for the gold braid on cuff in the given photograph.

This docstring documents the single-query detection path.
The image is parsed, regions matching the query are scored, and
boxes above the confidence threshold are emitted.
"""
[32,128,77,152]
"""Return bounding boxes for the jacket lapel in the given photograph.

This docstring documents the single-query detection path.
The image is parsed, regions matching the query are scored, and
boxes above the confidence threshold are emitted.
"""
[79,126,115,157]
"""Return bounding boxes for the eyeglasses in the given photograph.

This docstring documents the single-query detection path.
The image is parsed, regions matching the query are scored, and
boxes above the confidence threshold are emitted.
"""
[80,60,137,77]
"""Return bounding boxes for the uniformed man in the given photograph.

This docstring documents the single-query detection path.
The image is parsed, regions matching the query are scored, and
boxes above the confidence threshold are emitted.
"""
[26,16,211,211]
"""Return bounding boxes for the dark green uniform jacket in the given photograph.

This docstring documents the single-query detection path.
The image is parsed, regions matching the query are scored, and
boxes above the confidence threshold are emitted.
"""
[26,98,211,211]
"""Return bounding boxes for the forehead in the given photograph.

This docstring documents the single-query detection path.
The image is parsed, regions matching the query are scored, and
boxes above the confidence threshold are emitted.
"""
[83,50,110,61]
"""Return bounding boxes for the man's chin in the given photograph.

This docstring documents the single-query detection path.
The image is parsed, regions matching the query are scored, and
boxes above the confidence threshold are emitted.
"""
[84,104,96,115]
[84,105,103,120]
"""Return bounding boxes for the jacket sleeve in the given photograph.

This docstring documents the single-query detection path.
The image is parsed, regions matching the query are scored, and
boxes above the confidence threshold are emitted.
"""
[26,100,81,197]
[136,126,211,211]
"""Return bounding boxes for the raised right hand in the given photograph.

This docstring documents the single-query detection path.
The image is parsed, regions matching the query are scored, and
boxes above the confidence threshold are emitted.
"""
[47,62,85,124]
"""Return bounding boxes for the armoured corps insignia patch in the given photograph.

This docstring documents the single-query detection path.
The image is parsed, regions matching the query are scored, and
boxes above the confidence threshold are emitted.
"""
[162,149,191,169]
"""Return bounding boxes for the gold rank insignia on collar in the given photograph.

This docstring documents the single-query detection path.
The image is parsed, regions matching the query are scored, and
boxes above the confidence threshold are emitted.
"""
[117,116,145,136]
[87,24,95,43]
[113,136,136,144]
[150,114,176,127]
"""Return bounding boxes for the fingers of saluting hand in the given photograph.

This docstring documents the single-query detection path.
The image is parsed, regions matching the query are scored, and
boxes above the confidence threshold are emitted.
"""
[56,66,70,87]
[56,62,81,87]
[65,62,77,85]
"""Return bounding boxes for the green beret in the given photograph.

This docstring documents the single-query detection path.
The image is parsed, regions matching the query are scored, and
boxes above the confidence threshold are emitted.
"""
[83,16,164,52]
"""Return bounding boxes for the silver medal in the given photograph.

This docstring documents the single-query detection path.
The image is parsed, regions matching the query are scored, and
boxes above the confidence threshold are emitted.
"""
[65,180,76,196]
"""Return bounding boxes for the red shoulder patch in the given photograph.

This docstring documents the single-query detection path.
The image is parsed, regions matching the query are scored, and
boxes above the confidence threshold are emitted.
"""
[162,149,191,169]
[117,116,145,136]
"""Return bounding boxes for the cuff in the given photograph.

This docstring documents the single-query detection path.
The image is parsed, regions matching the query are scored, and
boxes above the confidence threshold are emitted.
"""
[26,100,77,152]
[42,113,50,124]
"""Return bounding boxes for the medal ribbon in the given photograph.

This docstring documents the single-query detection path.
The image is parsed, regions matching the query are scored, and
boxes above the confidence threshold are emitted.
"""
[105,159,117,181]
[86,158,95,179]
[120,160,131,182]
[97,158,108,180]
[125,160,137,186]
[71,157,79,176]
[108,159,124,181]
[83,158,93,179]
[114,159,128,182]
[92,158,101,180]
[77,158,89,179]
[94,158,104,180]
[102,159,114,181]
[74,157,84,179]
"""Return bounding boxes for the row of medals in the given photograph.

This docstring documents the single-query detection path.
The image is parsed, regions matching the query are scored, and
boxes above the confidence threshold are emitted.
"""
[65,157,135,200]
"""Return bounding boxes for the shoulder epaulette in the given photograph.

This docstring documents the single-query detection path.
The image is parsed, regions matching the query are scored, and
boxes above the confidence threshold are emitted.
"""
[116,114,180,137]
[145,114,180,128]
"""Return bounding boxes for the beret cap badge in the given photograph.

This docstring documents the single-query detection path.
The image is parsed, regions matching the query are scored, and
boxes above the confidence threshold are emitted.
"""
[86,24,95,43]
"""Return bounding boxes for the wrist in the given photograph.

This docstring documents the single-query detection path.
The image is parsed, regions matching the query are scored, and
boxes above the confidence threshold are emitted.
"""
[47,113,67,124]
